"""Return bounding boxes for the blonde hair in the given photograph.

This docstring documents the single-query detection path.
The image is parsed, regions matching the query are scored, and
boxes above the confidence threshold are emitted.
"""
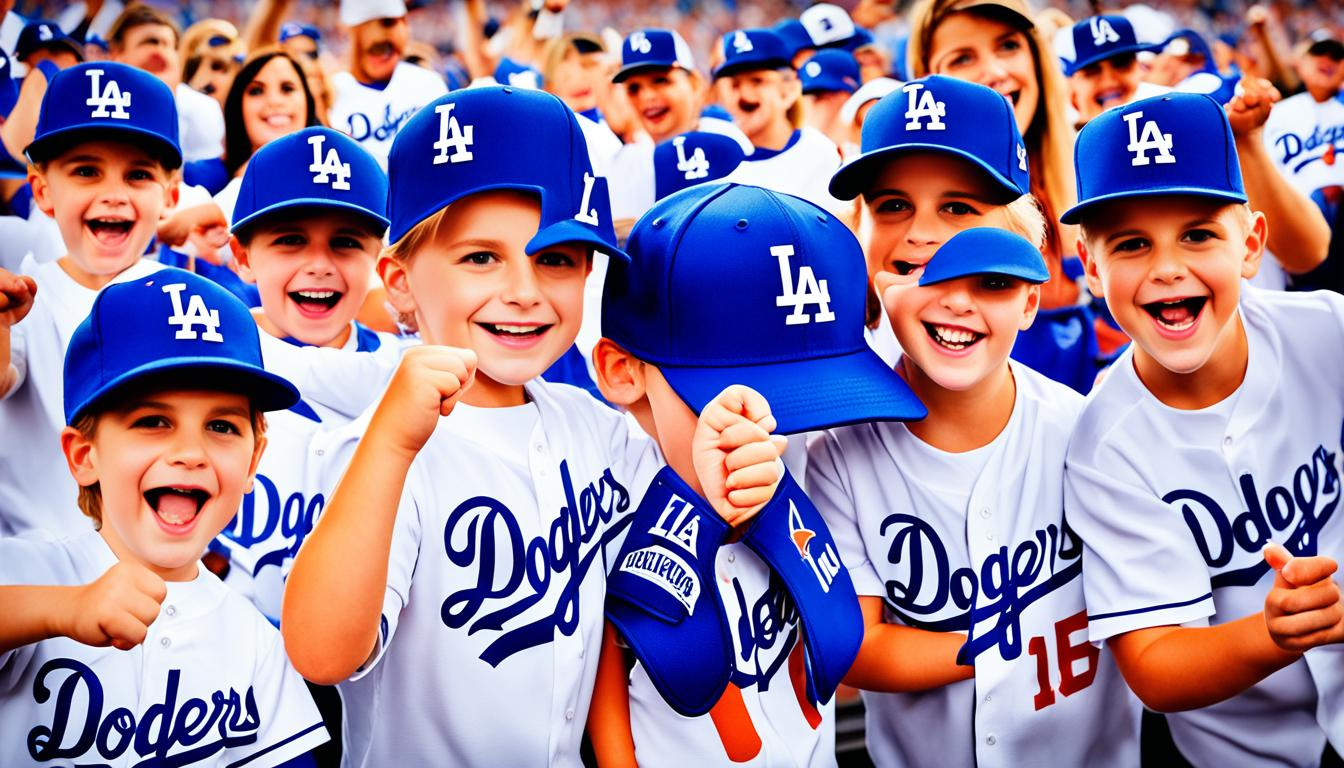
[539,33,605,86]
[907,0,1077,270]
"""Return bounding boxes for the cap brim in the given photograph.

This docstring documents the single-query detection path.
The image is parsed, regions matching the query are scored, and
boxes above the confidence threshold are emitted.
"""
[660,348,926,434]
[612,61,681,83]
[802,78,858,95]
[920,262,1049,286]
[830,144,1023,202]
[68,358,300,424]
[951,0,1035,30]
[26,125,182,169]
[1065,43,1161,76]
[1060,187,1248,225]
[231,198,390,236]
[528,218,629,262]
[713,58,791,79]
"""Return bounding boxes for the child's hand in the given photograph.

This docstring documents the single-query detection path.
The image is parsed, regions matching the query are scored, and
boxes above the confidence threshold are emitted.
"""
[61,561,167,651]
[0,269,36,328]
[691,385,788,527]
[371,345,478,458]
[1226,77,1280,137]
[1263,542,1344,653]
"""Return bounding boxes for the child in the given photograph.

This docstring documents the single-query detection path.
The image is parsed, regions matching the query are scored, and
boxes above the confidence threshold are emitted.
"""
[0,268,328,764]
[807,226,1141,767]
[714,28,848,216]
[1062,92,1344,766]
[216,125,402,625]
[279,86,787,766]
[1057,14,1164,126]
[0,62,180,538]
[587,181,924,767]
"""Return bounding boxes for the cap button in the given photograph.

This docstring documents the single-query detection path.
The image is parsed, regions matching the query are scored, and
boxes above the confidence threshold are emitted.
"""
[651,217,665,228]
[735,218,749,231]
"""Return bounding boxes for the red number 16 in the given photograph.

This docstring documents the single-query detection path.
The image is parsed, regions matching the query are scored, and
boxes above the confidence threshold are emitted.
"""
[1027,609,1099,711]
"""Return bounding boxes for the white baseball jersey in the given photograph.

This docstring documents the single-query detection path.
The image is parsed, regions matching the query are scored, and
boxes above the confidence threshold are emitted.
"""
[607,118,753,222]
[0,529,327,766]
[1263,91,1344,216]
[175,83,225,164]
[309,380,662,767]
[217,324,403,624]
[328,63,449,168]
[628,541,837,767]
[724,128,849,217]
[1065,286,1344,767]
[0,255,162,537]
[808,362,1141,768]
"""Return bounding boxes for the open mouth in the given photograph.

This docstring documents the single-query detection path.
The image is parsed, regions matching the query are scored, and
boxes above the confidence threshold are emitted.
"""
[144,486,210,530]
[924,322,985,352]
[262,113,295,127]
[1094,88,1124,106]
[890,259,925,276]
[479,322,551,343]
[641,105,670,122]
[367,42,394,60]
[86,217,133,246]
[1142,296,1207,332]
[737,101,760,114]
[289,289,342,316]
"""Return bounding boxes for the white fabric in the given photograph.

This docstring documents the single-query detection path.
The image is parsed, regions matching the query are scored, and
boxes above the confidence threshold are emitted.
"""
[55,0,124,44]
[1263,91,1344,208]
[808,362,1141,768]
[328,63,448,169]
[339,0,407,27]
[308,380,663,767]
[0,529,327,766]
[0,256,162,537]
[724,128,849,217]
[1065,286,1344,767]
[175,83,225,164]
[213,176,242,227]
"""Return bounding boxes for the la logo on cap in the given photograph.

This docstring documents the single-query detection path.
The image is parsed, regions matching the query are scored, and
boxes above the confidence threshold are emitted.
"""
[1124,110,1175,167]
[789,500,839,593]
[773,244,834,325]
[433,102,474,165]
[903,82,946,131]
[163,283,223,342]
[308,134,352,190]
[630,31,652,53]
[86,68,131,120]
[1090,17,1120,46]
[674,136,709,180]
[732,30,753,53]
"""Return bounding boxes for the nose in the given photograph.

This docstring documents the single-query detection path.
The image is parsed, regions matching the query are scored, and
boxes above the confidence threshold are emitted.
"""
[1147,243,1187,285]
[302,247,337,278]
[938,282,976,315]
[500,257,542,308]
[904,208,944,250]
[166,427,209,470]
[95,177,133,209]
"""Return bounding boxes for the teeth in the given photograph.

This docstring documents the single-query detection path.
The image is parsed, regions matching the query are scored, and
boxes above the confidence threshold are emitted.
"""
[296,290,336,299]
[263,114,292,126]
[490,324,540,335]
[934,325,977,345]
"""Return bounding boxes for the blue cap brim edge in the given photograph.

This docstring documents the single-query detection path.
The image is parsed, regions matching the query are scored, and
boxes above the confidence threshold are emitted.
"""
[830,143,1024,202]
[1059,186,1248,224]
[231,198,391,236]
[1063,42,1162,76]
[66,357,300,425]
[26,124,182,169]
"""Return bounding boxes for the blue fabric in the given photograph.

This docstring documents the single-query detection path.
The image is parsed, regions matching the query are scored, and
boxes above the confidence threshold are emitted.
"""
[741,469,863,705]
[700,104,733,122]
[652,131,746,201]
[745,129,801,160]
[714,28,791,79]
[541,343,603,401]
[1011,304,1103,394]
[29,62,181,168]
[1062,16,1159,76]
[8,183,31,218]
[183,157,230,195]
[606,465,733,716]
[155,246,262,308]
[919,227,1049,286]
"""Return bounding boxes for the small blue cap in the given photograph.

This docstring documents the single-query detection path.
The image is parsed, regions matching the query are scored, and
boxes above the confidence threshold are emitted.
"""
[714,29,791,79]
[800,49,860,95]
[614,29,696,83]
[1061,15,1158,76]
[64,268,299,423]
[604,183,925,433]
[386,86,624,259]
[495,57,543,89]
[232,127,389,236]
[27,62,182,169]
[86,34,109,52]
[772,19,813,57]
[830,75,1028,202]
[0,50,19,121]
[279,22,322,43]
[15,20,84,63]
[652,132,746,201]
[918,227,1049,286]
[1061,92,1245,224]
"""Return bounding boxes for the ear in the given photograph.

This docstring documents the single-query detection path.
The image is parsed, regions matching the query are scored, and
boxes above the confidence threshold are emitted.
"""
[377,253,418,317]
[245,433,267,494]
[592,337,647,407]
[1241,209,1267,280]
[1078,235,1105,299]
[230,236,257,283]
[162,174,181,213]
[783,72,803,107]
[28,167,54,218]
[61,425,99,487]
[1019,283,1042,331]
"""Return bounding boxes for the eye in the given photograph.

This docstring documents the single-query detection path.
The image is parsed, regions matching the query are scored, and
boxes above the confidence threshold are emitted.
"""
[1182,228,1217,244]
[460,251,497,266]
[1113,236,1149,253]
[71,164,99,178]
[946,52,974,69]
[999,38,1023,54]
[281,82,298,94]
[873,198,911,214]
[980,275,1014,291]
[331,235,364,250]
[535,250,578,268]
[246,83,264,97]
[272,233,306,247]
[941,201,978,216]
[127,168,155,182]
[207,419,243,435]
[131,414,170,429]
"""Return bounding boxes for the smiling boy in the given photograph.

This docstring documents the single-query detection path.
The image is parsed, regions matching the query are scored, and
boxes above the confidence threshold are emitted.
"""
[1064,92,1344,766]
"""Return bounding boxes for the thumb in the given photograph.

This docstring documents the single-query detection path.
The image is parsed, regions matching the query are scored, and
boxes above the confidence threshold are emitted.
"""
[770,434,788,458]
[1264,541,1293,575]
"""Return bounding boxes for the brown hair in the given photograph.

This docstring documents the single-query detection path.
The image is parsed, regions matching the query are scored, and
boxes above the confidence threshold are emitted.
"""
[223,48,323,176]
[108,3,180,49]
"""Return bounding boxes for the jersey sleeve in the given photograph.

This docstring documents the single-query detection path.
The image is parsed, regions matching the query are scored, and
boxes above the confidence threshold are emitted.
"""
[258,332,400,420]
[3,313,28,399]
[1064,456,1216,642]
[226,620,328,765]
[805,430,883,598]
[599,407,664,574]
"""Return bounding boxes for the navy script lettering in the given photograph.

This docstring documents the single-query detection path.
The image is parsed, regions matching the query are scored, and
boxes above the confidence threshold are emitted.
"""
[345,104,419,144]
[223,473,324,575]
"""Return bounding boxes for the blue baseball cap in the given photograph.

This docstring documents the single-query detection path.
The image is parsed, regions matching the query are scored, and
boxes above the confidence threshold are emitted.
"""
[0,50,19,121]
[1059,15,1159,76]
[64,268,299,423]
[919,227,1049,286]
[495,57,543,89]
[614,29,696,83]
[15,20,84,64]
[800,49,860,95]
[232,127,389,236]
[604,183,926,433]
[26,62,181,169]
[653,132,747,201]
[279,22,322,44]
[1060,92,1245,224]
[714,29,791,79]
[772,19,813,57]
[801,3,857,49]
[829,75,1029,202]
[386,86,625,260]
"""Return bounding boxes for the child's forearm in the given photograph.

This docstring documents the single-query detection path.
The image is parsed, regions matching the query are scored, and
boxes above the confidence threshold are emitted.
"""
[1236,135,1330,274]
[0,585,73,655]
[586,623,638,768]
[281,427,417,685]
[1108,614,1301,712]
[844,596,973,692]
